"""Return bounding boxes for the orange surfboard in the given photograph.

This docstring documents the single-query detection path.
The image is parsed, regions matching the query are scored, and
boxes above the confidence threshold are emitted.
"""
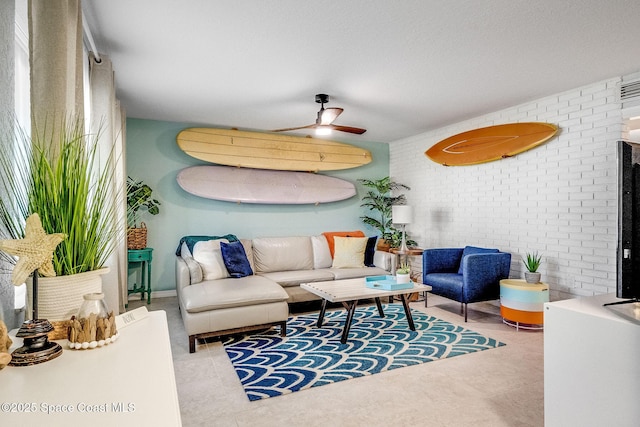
[425,122,558,166]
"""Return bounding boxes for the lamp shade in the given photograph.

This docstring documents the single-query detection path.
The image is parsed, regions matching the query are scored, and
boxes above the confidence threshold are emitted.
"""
[392,205,412,224]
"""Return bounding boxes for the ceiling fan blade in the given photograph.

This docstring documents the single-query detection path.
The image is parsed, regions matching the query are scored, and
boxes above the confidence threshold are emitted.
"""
[319,107,343,125]
[271,124,316,132]
[274,95,364,135]
[330,124,367,135]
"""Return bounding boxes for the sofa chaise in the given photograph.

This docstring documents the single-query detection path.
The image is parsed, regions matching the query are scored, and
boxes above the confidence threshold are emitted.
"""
[176,233,395,352]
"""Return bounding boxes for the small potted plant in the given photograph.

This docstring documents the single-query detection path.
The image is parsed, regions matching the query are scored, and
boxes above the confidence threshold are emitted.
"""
[396,262,411,284]
[523,252,542,284]
[126,177,161,249]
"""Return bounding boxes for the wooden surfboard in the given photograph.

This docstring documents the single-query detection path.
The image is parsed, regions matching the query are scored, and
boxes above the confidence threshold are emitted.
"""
[425,122,559,166]
[176,165,356,204]
[177,127,372,171]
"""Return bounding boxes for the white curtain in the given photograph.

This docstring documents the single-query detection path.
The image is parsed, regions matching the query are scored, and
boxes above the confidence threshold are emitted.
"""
[89,52,127,313]
[29,0,84,135]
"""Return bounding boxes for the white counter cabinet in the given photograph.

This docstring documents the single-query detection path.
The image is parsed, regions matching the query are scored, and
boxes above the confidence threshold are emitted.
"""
[544,294,640,427]
[0,309,181,426]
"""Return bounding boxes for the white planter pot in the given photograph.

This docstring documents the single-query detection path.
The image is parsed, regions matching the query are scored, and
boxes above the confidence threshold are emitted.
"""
[396,273,411,284]
[26,267,109,321]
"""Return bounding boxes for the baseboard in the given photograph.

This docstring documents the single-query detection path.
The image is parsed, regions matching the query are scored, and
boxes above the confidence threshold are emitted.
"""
[128,289,177,300]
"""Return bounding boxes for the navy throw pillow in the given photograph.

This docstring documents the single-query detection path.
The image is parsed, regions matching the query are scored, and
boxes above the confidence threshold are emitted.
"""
[220,241,253,278]
[364,236,377,267]
[457,246,499,274]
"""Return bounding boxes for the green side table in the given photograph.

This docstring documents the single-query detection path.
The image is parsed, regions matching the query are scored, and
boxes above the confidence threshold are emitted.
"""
[127,248,153,305]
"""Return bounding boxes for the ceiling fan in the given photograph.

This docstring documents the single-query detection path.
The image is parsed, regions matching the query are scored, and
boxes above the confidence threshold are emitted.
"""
[272,94,367,135]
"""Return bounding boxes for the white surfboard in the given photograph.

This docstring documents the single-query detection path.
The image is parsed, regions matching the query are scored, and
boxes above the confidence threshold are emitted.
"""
[177,165,356,204]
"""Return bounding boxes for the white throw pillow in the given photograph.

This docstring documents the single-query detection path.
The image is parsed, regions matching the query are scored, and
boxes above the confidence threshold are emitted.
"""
[192,239,230,280]
[332,236,367,268]
[311,235,332,269]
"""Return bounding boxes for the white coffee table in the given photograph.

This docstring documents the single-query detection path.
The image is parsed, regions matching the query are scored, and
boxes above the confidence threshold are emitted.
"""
[301,278,431,343]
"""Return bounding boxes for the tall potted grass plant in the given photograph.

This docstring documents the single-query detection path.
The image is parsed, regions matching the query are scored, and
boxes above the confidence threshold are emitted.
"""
[0,117,121,333]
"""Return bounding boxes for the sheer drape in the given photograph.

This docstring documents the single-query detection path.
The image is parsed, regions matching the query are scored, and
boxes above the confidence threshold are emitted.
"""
[29,0,84,136]
[0,0,17,330]
[89,53,127,313]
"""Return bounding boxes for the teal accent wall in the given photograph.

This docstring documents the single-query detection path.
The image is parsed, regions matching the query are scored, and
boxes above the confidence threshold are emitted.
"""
[126,118,390,292]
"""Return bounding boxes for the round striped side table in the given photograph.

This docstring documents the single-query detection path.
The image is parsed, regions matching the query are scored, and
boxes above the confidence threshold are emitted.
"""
[499,279,549,330]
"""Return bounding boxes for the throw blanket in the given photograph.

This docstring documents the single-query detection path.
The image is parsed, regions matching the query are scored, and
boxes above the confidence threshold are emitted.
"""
[175,234,238,255]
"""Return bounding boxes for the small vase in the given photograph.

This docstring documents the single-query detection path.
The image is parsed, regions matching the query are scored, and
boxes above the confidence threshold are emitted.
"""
[524,272,541,284]
[78,293,109,319]
[396,273,411,284]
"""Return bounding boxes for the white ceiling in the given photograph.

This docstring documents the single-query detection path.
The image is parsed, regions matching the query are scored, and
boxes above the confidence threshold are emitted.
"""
[83,0,640,144]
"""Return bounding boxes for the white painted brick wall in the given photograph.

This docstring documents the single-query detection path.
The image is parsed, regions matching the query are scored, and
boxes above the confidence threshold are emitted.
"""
[391,78,624,300]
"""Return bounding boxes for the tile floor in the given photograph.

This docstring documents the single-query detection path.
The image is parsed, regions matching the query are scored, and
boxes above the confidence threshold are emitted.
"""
[129,294,544,427]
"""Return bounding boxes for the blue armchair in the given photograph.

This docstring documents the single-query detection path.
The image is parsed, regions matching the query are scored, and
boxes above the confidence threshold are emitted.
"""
[422,246,511,321]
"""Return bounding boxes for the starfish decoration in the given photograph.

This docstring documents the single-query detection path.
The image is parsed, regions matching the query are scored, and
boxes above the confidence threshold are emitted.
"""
[0,213,66,285]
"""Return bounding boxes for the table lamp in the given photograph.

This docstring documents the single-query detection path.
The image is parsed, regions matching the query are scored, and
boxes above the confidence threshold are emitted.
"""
[392,205,412,253]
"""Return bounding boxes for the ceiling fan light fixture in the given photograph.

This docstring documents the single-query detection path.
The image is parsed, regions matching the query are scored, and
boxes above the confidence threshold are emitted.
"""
[315,125,332,136]
[271,93,366,135]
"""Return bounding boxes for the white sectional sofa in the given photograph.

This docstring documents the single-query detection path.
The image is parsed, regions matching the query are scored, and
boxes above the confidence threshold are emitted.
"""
[176,234,395,352]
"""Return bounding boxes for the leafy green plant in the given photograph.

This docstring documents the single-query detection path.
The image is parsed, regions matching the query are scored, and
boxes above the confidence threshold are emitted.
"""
[0,117,121,276]
[523,252,542,273]
[358,176,417,247]
[126,176,160,228]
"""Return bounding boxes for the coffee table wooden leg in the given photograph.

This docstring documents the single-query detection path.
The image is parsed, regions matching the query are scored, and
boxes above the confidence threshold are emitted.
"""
[400,294,416,331]
[340,300,359,344]
[374,297,385,318]
[317,299,328,328]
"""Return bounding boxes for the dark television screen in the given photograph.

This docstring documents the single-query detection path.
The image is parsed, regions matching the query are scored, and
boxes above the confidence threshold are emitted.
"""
[617,140,640,300]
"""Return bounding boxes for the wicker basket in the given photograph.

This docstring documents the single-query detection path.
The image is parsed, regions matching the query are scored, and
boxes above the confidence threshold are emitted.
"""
[127,222,147,249]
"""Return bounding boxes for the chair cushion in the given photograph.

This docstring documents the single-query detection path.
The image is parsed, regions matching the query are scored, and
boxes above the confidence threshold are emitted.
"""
[220,241,253,278]
[424,273,464,301]
[332,236,367,268]
[181,275,288,313]
[180,242,203,284]
[457,246,499,274]
[252,236,313,273]
[325,266,389,280]
[240,239,256,273]
[311,235,333,269]
[373,250,393,271]
[258,269,335,287]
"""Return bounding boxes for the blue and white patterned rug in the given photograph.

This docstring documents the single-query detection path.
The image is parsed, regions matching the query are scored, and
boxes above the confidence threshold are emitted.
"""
[223,304,505,401]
